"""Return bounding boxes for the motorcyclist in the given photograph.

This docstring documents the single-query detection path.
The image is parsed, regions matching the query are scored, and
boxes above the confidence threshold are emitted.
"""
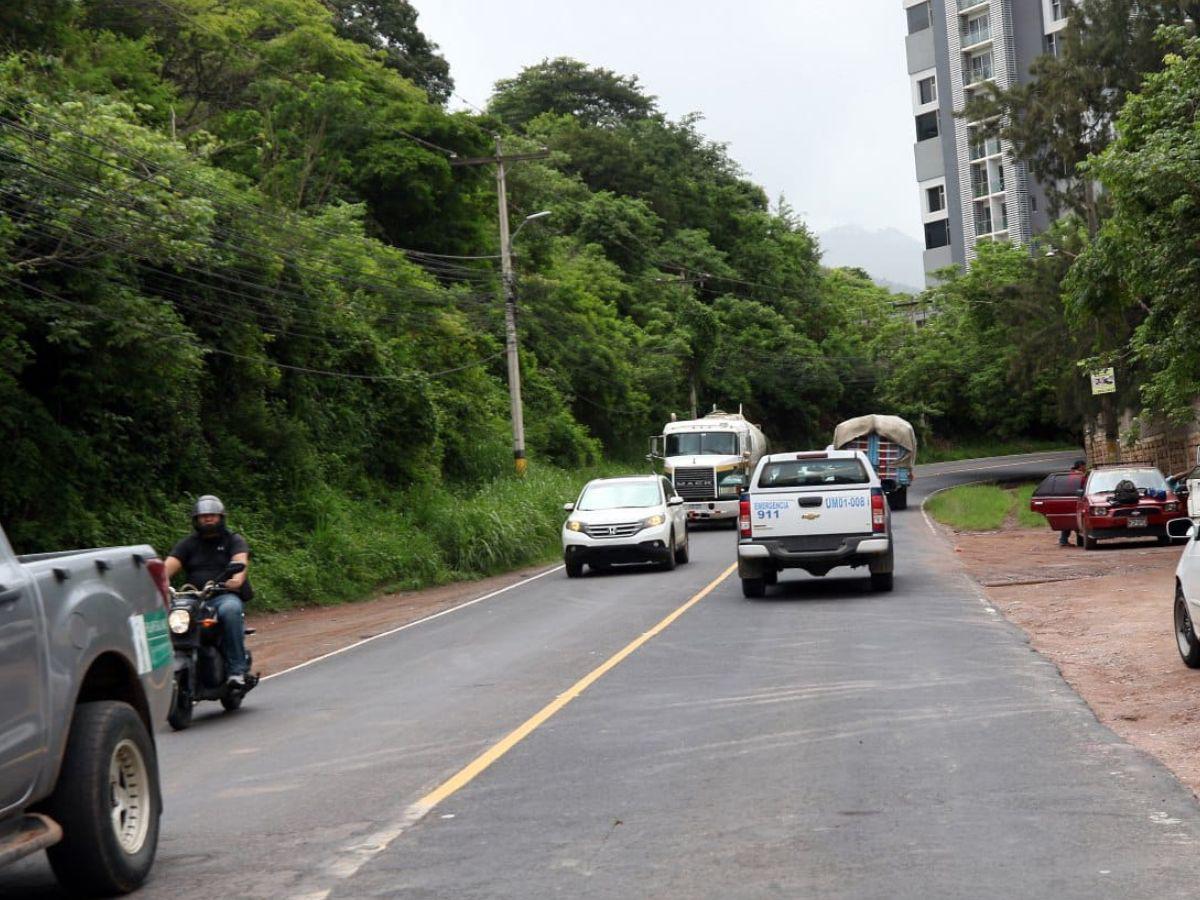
[164,495,253,686]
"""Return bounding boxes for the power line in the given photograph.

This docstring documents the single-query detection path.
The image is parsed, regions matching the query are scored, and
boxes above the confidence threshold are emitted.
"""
[0,273,507,382]
[4,108,500,279]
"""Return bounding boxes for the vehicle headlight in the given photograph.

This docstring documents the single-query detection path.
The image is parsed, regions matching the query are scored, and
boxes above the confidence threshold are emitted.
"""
[566,519,583,532]
[168,608,191,634]
[642,514,665,528]
[1166,501,1181,512]
[1090,506,1109,516]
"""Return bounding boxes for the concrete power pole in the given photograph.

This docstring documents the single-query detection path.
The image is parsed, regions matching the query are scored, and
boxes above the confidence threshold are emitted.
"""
[452,138,550,475]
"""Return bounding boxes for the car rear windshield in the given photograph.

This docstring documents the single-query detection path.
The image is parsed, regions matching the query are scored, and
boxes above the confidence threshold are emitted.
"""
[578,481,662,511]
[1033,472,1082,496]
[1086,468,1167,494]
[757,458,869,488]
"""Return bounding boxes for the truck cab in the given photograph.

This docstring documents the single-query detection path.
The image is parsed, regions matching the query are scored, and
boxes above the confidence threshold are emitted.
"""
[653,409,767,523]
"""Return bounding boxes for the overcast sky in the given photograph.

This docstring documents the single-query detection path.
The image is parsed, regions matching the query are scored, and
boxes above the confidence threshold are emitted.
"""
[415,1,920,241]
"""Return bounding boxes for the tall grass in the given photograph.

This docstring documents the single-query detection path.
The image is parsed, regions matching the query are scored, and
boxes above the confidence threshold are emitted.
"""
[926,481,1053,532]
[925,484,1014,530]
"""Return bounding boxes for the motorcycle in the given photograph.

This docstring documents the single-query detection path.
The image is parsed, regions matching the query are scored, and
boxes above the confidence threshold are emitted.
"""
[166,562,259,730]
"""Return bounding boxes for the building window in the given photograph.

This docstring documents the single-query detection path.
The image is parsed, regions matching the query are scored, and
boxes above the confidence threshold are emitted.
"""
[915,111,939,142]
[1050,0,1065,21]
[1046,32,1058,56]
[963,13,990,46]
[974,202,993,237]
[907,2,931,34]
[966,52,994,85]
[927,185,946,213]
[924,219,950,250]
[917,76,937,105]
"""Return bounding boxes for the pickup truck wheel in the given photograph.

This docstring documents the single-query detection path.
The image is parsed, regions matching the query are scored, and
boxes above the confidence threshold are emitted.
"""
[1158,534,1172,546]
[870,572,894,592]
[660,532,678,571]
[1082,528,1099,551]
[763,569,778,586]
[564,558,584,579]
[45,701,161,896]
[741,577,766,599]
[1175,586,1200,668]
[167,682,193,731]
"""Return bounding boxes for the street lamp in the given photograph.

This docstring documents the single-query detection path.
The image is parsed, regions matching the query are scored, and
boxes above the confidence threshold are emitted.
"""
[500,210,551,476]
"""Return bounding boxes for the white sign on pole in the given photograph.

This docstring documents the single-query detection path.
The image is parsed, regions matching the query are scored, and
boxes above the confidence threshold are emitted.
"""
[1090,367,1116,395]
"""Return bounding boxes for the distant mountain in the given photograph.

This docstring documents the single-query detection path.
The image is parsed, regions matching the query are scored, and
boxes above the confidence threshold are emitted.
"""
[818,225,925,295]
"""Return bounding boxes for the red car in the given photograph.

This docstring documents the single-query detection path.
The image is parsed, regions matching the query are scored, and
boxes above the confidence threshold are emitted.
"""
[1031,465,1187,549]
[1029,469,1086,542]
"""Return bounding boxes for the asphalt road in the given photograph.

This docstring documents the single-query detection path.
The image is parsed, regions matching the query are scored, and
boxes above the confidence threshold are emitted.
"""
[10,450,1200,898]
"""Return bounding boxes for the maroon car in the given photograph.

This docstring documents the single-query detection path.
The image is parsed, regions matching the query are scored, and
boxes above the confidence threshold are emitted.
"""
[1030,470,1086,543]
[1076,465,1185,549]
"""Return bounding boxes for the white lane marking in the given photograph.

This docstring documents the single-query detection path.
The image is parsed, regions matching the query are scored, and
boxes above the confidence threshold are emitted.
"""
[262,564,565,682]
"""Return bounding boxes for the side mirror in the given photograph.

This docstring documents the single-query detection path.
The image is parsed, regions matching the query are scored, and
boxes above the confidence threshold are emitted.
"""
[1168,518,1195,541]
[667,496,685,507]
[563,502,575,513]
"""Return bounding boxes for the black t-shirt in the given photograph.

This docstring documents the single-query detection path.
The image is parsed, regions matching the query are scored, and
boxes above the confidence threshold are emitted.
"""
[168,530,253,601]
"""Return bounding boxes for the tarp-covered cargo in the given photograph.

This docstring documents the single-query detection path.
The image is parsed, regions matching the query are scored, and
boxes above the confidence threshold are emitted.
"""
[833,415,917,459]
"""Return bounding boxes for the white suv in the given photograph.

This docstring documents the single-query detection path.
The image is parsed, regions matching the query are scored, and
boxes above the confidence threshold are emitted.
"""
[562,475,690,578]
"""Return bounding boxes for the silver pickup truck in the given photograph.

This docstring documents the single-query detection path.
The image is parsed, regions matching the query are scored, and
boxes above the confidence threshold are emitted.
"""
[0,522,173,894]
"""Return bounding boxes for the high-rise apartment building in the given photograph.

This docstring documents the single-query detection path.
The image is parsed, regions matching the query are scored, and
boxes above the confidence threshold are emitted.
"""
[903,0,1068,285]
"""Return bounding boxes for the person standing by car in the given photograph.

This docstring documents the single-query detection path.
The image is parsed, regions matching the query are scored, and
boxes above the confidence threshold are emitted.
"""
[1059,460,1087,546]
[164,495,253,686]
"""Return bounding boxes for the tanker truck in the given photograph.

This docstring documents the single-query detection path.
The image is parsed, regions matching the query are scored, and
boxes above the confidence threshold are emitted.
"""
[650,408,768,524]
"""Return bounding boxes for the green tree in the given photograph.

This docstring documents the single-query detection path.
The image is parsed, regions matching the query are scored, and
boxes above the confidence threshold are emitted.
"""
[490,58,656,129]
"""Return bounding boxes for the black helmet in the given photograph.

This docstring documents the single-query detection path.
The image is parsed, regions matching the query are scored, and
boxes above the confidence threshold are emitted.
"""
[191,495,226,537]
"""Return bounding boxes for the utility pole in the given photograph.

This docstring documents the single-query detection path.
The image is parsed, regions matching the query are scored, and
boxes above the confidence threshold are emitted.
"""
[452,138,550,475]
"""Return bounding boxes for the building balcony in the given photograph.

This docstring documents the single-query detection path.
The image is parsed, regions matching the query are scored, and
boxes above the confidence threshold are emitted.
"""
[963,67,994,87]
[969,137,1003,161]
[961,27,992,48]
[956,0,989,12]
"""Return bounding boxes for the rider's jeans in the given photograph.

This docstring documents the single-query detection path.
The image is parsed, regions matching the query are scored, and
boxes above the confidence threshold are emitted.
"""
[212,593,248,677]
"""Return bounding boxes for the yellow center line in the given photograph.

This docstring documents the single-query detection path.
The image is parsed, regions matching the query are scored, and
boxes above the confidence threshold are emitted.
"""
[414,562,738,813]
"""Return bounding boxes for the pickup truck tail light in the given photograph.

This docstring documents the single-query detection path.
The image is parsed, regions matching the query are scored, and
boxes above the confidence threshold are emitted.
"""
[1166,501,1181,512]
[145,558,170,608]
[739,498,752,538]
[871,488,886,533]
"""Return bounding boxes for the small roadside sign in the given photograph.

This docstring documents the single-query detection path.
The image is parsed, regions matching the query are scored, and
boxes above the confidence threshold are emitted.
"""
[1090,367,1116,395]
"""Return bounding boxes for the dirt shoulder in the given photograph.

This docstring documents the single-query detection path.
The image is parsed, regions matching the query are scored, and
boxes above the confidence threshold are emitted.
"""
[941,521,1200,793]
[243,561,558,676]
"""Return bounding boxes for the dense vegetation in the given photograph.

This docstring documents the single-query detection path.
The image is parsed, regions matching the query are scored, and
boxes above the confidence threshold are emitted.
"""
[1,0,1085,605]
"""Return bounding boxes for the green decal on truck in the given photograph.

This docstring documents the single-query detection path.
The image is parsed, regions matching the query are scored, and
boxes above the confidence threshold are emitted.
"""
[143,609,172,670]
[130,609,173,674]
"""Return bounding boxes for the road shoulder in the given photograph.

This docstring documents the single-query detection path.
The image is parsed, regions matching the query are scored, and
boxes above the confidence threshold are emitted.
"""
[931,519,1200,796]
[245,561,560,676]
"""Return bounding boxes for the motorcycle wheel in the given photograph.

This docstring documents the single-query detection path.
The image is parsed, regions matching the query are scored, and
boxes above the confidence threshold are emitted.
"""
[167,682,193,731]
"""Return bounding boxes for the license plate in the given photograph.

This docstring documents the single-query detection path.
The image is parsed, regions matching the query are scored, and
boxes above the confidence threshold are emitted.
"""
[1127,517,1148,528]
[686,503,706,510]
